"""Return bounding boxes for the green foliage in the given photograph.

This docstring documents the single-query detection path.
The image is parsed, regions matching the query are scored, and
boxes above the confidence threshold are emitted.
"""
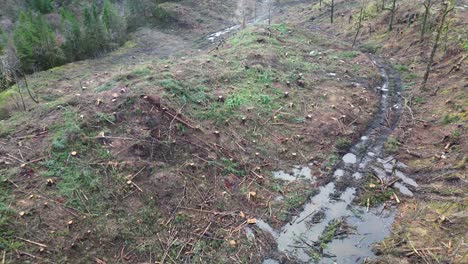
[319,219,343,248]
[60,8,82,61]
[13,11,64,72]
[384,137,399,154]
[102,0,126,46]
[360,42,381,53]
[442,114,460,124]
[394,64,409,72]
[27,0,53,14]
[41,110,109,211]
[83,4,108,56]
[0,170,20,251]
[336,51,359,59]
[0,28,5,55]
[335,137,351,152]
[218,158,245,176]
[125,0,155,30]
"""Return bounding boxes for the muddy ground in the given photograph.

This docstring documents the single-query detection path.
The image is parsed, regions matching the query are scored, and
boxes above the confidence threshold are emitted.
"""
[0,0,466,263]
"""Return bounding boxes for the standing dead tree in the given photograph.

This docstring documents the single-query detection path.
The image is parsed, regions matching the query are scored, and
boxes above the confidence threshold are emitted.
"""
[331,0,335,23]
[388,0,397,31]
[421,1,454,90]
[352,0,366,47]
[420,0,432,43]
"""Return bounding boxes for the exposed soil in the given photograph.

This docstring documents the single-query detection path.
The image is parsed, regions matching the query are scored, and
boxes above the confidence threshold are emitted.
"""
[0,0,466,263]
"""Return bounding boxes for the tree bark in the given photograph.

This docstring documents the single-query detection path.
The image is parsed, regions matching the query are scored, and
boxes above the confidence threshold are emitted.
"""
[420,0,432,43]
[388,0,397,31]
[352,1,365,47]
[421,2,453,90]
[331,0,334,23]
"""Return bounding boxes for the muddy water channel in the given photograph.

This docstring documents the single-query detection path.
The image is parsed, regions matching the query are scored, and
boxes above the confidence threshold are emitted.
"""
[259,58,419,263]
[204,2,418,263]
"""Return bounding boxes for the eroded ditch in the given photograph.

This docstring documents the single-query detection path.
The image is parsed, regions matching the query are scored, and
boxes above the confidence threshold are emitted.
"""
[204,2,418,263]
[258,57,419,263]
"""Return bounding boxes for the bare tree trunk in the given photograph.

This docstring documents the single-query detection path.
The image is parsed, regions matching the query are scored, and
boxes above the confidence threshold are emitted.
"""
[388,0,397,31]
[420,0,432,43]
[242,9,246,29]
[331,0,334,23]
[268,3,272,25]
[254,1,257,21]
[381,0,386,10]
[22,74,39,104]
[352,1,365,47]
[13,74,26,111]
[421,2,454,90]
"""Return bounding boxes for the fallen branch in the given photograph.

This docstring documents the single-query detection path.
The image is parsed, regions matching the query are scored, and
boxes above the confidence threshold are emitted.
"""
[297,210,316,224]
[20,157,45,168]
[16,237,48,248]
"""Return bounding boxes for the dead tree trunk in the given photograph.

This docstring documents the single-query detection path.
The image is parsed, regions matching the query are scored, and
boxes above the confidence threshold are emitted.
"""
[421,2,454,90]
[13,73,26,111]
[23,74,39,104]
[388,0,397,31]
[420,0,432,43]
[331,0,335,23]
[268,2,272,25]
[352,1,365,47]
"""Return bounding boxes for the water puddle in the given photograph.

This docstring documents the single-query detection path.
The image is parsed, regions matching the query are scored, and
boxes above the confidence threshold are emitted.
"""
[257,58,418,263]
[342,153,357,164]
[273,166,314,182]
[206,0,274,42]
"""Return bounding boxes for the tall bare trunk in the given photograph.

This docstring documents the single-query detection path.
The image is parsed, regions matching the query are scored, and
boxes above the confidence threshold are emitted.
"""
[388,0,397,31]
[331,0,334,23]
[421,2,453,90]
[352,2,365,47]
[420,0,431,43]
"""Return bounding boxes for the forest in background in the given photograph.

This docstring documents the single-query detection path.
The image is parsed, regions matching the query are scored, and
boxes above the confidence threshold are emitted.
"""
[0,0,177,90]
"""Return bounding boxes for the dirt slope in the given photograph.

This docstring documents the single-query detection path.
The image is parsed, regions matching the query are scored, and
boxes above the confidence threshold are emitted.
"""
[274,0,466,263]
[0,1,387,263]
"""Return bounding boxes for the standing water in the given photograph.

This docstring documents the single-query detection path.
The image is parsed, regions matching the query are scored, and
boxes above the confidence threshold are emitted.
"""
[203,2,417,262]
[256,58,418,263]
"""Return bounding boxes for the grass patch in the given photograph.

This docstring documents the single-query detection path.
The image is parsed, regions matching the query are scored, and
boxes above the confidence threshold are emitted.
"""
[359,174,394,206]
[132,66,152,76]
[335,137,351,152]
[319,219,343,248]
[336,50,359,59]
[95,80,116,92]
[442,114,460,124]
[0,172,17,250]
[40,109,115,212]
[384,137,399,154]
[394,64,409,72]
[360,42,381,53]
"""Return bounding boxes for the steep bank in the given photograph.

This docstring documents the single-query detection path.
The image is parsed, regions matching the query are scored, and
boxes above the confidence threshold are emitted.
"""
[0,1,384,262]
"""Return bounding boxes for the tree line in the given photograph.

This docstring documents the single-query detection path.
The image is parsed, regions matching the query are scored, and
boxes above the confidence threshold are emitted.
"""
[0,0,172,91]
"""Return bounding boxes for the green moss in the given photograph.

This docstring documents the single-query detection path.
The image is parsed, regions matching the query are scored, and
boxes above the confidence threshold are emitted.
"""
[384,137,399,154]
[442,114,460,124]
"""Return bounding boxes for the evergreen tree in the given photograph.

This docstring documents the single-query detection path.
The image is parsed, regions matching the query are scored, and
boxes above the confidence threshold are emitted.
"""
[13,11,63,72]
[102,0,126,46]
[83,4,108,56]
[27,0,53,14]
[0,29,5,55]
[60,8,82,61]
[125,0,155,30]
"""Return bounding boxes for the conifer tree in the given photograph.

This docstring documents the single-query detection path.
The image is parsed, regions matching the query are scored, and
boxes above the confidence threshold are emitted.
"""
[27,0,53,14]
[13,11,62,72]
[102,0,126,46]
[83,4,108,56]
[60,8,82,61]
